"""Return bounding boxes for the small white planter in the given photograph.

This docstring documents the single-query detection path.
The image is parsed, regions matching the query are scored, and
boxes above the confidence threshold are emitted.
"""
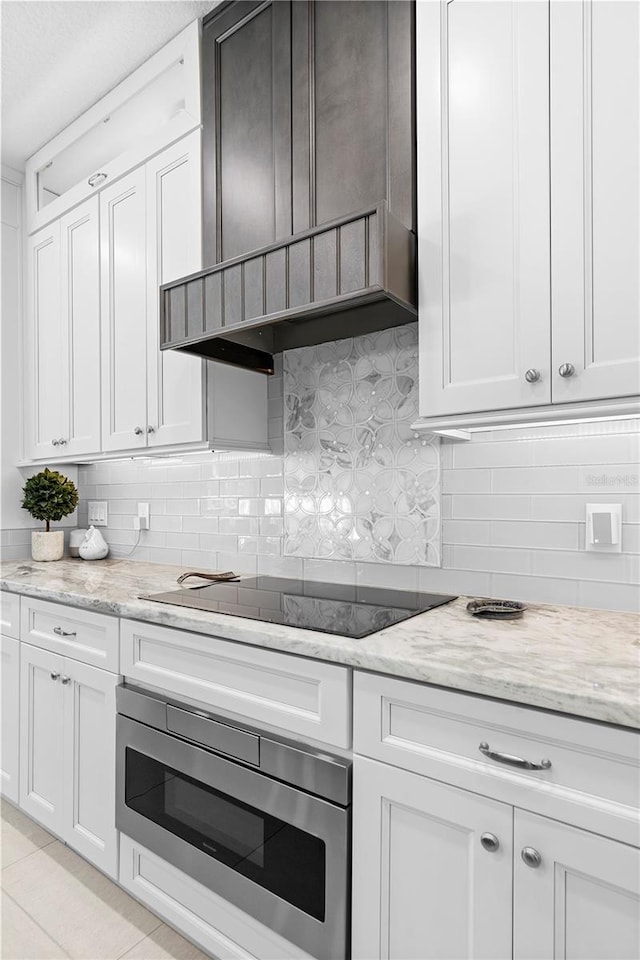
[31,530,64,562]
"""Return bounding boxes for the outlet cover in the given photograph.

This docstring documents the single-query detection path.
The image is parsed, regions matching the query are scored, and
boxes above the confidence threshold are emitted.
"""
[88,501,108,526]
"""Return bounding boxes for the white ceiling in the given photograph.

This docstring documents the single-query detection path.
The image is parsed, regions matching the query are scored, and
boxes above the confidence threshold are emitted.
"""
[1,0,223,171]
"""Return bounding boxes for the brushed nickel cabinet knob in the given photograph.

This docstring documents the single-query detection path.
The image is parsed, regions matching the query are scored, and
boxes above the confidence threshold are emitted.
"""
[558,363,575,378]
[146,425,155,433]
[525,368,541,383]
[480,833,500,853]
[521,847,542,868]
[134,426,144,436]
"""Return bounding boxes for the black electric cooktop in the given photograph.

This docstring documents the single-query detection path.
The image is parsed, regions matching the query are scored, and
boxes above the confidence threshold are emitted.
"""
[141,576,456,639]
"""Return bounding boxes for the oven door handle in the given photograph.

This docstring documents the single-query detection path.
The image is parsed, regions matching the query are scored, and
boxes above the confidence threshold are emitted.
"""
[166,705,260,766]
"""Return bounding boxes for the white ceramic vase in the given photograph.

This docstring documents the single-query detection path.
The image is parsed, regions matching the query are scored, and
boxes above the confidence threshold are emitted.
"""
[79,526,109,560]
[31,530,64,562]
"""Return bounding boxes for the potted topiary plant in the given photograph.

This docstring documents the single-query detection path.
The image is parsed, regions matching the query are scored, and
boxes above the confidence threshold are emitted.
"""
[21,468,79,561]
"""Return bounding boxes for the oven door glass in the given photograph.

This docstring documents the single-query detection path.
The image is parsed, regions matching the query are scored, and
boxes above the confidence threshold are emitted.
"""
[125,747,326,921]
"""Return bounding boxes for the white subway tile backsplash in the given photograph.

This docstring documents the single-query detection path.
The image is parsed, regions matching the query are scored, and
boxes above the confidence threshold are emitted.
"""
[491,466,578,495]
[451,494,531,520]
[453,438,533,469]
[417,566,492,597]
[220,517,259,536]
[532,550,638,584]
[577,580,640,613]
[182,516,219,534]
[441,469,491,494]
[489,574,580,607]
[220,478,260,498]
[199,534,238,553]
[441,519,491,545]
[447,544,532,576]
[165,499,199,516]
[149,515,183,533]
[490,520,579,551]
[533,433,640,466]
[63,343,638,615]
[201,497,239,516]
[179,549,219,569]
[355,561,419,592]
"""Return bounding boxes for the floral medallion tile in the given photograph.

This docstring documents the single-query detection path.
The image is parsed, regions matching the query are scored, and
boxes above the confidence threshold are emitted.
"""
[283,323,441,565]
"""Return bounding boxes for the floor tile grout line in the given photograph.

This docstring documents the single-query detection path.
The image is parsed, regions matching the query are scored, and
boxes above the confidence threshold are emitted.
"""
[2,887,72,959]
[1,835,59,873]
[1,836,60,881]
[114,920,165,960]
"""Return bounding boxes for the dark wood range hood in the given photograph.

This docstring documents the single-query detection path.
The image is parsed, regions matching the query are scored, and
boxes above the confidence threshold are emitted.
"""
[161,0,416,374]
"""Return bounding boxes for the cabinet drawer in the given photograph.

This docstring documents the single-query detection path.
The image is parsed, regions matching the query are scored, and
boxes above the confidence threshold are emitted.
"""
[0,592,20,639]
[354,672,640,814]
[120,619,351,749]
[21,597,119,671]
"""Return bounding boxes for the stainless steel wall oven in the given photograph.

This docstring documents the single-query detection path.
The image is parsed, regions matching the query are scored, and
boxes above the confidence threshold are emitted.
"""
[116,683,351,960]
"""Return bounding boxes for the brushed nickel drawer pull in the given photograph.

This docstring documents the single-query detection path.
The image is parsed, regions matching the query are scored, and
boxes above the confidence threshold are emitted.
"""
[479,741,551,771]
[53,626,76,637]
[88,172,107,188]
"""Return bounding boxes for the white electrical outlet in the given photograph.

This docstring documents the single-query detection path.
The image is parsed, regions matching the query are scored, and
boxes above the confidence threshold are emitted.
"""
[87,501,108,526]
[586,503,622,552]
[137,503,150,530]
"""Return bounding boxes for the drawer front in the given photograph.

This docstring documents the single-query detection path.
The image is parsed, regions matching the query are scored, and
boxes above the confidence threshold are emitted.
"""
[354,672,640,814]
[0,592,21,639]
[120,619,352,749]
[21,597,119,671]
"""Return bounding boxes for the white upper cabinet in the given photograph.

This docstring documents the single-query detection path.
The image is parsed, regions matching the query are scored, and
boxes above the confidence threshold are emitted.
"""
[551,0,640,404]
[25,197,101,460]
[418,0,551,417]
[100,168,148,452]
[25,222,64,459]
[416,0,640,431]
[146,130,204,447]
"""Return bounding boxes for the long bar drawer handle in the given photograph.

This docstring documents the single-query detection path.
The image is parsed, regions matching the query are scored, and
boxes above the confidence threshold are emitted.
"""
[479,741,551,771]
[53,626,76,637]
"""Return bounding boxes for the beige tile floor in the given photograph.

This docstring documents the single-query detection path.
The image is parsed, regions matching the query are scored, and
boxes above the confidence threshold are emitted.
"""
[0,801,212,960]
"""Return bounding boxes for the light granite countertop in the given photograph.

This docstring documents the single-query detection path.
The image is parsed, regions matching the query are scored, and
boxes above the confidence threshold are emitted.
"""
[1,558,639,729]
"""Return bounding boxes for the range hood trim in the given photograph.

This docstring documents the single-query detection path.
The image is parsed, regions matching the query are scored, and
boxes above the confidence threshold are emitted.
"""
[160,202,417,373]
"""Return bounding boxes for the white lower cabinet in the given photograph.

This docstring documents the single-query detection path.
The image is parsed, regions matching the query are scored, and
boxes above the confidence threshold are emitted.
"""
[352,757,640,960]
[514,810,640,960]
[19,641,119,877]
[119,835,312,960]
[0,635,21,803]
[352,756,513,960]
[352,670,640,960]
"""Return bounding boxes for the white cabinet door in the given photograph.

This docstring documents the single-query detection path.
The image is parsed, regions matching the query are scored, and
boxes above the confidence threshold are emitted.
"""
[19,643,65,835]
[352,757,513,960]
[25,222,65,459]
[551,0,640,403]
[514,809,640,960]
[0,635,20,803]
[62,659,118,878]
[146,130,204,447]
[418,0,551,417]
[59,197,101,456]
[100,168,148,452]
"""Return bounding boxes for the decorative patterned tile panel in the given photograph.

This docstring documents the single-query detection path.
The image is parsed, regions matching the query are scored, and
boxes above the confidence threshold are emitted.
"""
[283,323,441,565]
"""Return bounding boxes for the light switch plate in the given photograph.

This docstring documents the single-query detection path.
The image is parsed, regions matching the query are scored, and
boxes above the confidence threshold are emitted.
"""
[586,503,622,552]
[87,501,108,526]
